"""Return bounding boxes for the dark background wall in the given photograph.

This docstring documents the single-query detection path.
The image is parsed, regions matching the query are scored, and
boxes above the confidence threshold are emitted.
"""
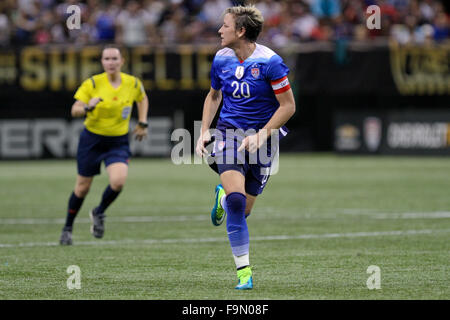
[0,43,448,157]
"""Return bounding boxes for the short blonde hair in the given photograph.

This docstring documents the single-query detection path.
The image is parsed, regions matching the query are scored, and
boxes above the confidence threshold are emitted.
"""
[224,5,264,42]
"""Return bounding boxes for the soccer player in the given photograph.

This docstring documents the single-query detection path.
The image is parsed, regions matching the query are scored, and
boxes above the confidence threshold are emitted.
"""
[195,6,296,289]
[59,45,149,245]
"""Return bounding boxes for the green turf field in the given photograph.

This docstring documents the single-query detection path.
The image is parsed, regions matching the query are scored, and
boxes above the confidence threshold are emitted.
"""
[0,154,449,299]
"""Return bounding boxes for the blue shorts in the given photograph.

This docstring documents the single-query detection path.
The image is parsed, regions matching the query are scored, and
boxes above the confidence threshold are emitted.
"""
[208,120,287,196]
[77,128,131,177]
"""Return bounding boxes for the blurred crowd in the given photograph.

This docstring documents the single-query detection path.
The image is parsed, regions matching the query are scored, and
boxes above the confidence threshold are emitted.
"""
[0,0,448,47]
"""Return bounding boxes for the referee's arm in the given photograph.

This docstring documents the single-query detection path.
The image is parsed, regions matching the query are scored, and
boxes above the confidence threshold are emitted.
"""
[136,95,149,124]
[71,100,88,117]
[133,95,149,141]
[71,98,102,117]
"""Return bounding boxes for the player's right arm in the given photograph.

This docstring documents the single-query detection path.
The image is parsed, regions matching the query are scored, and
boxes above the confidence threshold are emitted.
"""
[71,98,103,118]
[196,87,222,157]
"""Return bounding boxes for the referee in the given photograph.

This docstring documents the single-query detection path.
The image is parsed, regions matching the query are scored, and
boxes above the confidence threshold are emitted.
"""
[59,45,149,245]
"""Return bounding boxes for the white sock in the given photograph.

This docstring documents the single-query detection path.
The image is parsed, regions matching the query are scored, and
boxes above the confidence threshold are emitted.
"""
[233,254,250,269]
[220,194,226,209]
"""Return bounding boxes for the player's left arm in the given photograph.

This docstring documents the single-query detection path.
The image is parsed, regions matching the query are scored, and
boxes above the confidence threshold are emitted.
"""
[133,94,149,141]
[262,86,296,132]
[239,85,296,153]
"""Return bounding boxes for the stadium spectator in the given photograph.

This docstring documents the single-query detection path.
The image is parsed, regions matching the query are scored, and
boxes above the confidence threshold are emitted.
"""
[13,0,40,45]
[292,2,320,40]
[144,0,166,25]
[0,0,448,46]
[433,11,449,41]
[94,3,118,42]
[34,9,54,44]
[255,0,282,27]
[419,0,436,22]
[200,0,232,30]
[0,6,10,46]
[158,0,187,44]
[310,0,342,19]
[115,0,152,46]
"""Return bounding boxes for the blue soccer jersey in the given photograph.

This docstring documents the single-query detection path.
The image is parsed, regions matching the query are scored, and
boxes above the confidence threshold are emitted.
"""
[210,43,291,130]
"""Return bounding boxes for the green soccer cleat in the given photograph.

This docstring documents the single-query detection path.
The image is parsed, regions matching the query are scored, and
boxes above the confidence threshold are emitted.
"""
[235,266,253,290]
[211,184,226,226]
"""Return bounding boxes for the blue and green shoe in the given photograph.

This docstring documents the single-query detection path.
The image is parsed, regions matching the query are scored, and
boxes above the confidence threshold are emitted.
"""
[211,184,226,226]
[235,266,253,290]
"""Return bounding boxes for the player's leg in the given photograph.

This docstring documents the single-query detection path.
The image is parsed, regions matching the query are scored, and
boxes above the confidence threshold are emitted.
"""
[243,162,272,220]
[212,189,255,225]
[60,128,102,245]
[97,162,127,212]
[222,166,270,286]
[60,175,94,245]
[68,174,93,228]
[245,193,256,219]
[90,162,128,238]
[220,169,253,290]
[90,133,130,239]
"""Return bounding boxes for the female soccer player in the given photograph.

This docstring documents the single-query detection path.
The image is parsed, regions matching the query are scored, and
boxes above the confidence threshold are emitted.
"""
[59,45,149,245]
[195,6,296,290]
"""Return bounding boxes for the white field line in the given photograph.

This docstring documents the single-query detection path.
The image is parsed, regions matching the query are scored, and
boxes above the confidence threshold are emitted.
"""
[370,212,450,219]
[0,216,208,225]
[0,228,449,248]
[1,211,450,225]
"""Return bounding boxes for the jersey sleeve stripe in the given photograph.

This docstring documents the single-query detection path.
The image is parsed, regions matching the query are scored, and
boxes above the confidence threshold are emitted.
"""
[273,84,291,94]
[271,76,288,85]
[271,76,290,94]
[90,77,95,88]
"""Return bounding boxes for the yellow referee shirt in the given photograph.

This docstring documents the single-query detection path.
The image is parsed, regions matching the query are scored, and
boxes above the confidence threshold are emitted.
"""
[74,72,146,136]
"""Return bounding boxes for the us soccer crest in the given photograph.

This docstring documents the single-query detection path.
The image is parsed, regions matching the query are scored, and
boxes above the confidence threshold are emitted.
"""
[251,67,260,79]
[363,117,382,152]
[213,140,225,154]
[235,66,244,79]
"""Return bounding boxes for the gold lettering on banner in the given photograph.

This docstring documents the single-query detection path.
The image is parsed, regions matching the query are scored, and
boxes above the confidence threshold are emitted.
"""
[447,124,450,147]
[80,46,102,81]
[197,46,215,90]
[132,46,154,90]
[21,47,46,91]
[0,51,16,84]
[14,46,219,91]
[50,47,77,91]
[179,45,194,90]
[390,41,449,95]
[155,49,176,90]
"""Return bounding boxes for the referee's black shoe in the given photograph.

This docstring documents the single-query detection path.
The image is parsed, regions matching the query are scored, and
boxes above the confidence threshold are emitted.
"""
[59,227,73,245]
[90,208,106,239]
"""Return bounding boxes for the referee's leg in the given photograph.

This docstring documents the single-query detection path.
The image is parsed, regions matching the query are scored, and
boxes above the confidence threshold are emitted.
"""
[60,175,93,245]
[93,162,128,215]
[74,175,93,197]
[89,162,128,239]
[106,162,128,192]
